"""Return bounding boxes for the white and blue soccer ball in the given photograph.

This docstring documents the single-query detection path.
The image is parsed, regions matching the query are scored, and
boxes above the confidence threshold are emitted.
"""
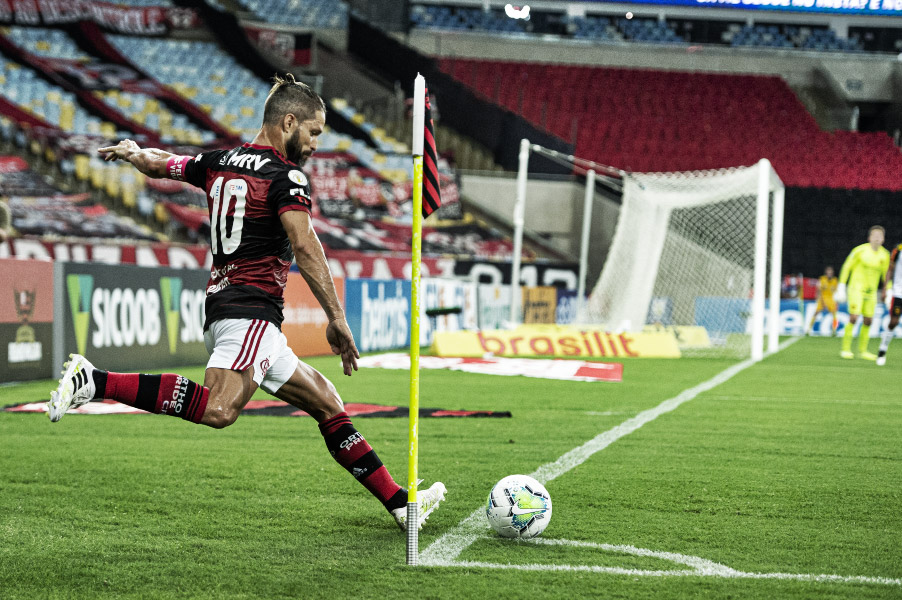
[485,474,552,539]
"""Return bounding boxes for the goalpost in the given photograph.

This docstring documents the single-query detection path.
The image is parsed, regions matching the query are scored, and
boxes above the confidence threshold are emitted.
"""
[511,141,785,360]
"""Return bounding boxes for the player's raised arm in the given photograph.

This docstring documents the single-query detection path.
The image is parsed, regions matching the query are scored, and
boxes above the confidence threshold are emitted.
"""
[97,139,175,179]
[280,209,359,376]
[835,246,860,303]
[837,246,859,287]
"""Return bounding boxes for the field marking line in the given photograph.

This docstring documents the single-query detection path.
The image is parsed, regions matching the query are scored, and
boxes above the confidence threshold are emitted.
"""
[419,334,900,585]
[421,339,800,567]
[448,538,902,586]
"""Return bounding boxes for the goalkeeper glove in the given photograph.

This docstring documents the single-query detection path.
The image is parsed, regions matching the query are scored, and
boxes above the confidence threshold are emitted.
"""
[835,283,847,304]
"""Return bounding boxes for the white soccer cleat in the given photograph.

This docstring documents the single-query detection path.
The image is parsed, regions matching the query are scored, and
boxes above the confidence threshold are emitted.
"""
[48,354,97,422]
[392,482,447,531]
[876,355,887,366]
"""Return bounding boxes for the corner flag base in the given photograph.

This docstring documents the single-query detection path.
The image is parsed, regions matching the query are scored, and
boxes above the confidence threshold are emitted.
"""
[406,502,419,565]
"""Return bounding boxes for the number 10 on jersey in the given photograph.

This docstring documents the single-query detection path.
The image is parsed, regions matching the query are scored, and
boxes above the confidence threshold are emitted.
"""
[209,176,248,255]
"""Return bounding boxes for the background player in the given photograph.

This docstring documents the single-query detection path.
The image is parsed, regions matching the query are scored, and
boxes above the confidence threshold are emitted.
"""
[47,74,445,530]
[805,265,838,335]
[876,241,902,366]
[835,225,890,360]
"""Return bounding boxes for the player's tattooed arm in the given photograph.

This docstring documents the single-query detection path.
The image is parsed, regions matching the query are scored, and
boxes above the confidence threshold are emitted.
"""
[97,139,174,178]
[281,209,359,375]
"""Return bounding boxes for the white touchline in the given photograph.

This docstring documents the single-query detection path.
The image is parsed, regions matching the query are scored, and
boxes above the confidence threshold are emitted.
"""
[418,338,901,586]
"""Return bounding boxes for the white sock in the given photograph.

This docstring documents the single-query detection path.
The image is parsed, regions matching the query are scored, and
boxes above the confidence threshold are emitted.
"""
[879,330,894,354]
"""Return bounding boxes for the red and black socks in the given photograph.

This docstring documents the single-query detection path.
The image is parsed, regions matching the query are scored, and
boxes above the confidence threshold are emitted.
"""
[92,370,209,424]
[319,411,407,512]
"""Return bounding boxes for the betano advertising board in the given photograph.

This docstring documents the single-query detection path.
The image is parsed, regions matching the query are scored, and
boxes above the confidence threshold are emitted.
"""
[344,278,479,353]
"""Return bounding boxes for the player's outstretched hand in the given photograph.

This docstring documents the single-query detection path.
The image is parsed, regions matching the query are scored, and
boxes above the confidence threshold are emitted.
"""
[97,139,140,162]
[834,283,847,304]
[326,317,360,376]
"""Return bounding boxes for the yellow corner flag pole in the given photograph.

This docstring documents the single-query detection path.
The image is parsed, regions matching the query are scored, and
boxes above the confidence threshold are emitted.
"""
[407,73,426,566]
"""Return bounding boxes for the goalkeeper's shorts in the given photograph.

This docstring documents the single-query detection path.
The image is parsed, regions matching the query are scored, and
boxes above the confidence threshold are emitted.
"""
[204,318,299,394]
[815,298,837,314]
[847,286,877,318]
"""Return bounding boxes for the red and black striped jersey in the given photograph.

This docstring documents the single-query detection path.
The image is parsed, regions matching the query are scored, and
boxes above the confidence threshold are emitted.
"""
[168,143,312,329]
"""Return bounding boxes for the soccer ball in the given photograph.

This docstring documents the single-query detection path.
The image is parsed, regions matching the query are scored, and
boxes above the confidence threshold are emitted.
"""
[485,474,552,539]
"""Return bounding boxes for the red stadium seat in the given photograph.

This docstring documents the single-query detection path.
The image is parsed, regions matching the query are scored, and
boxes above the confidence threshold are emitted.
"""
[439,59,902,191]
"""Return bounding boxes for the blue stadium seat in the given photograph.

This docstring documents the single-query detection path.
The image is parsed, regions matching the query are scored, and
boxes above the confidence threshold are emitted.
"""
[235,0,348,29]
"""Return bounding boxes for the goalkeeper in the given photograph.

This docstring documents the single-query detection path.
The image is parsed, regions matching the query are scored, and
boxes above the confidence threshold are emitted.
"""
[835,226,890,360]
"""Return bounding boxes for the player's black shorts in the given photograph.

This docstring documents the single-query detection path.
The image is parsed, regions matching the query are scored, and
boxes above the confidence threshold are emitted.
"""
[892,297,902,318]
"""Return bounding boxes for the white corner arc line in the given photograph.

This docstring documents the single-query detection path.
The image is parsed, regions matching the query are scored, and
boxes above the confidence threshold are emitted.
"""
[412,337,892,586]
[449,538,901,586]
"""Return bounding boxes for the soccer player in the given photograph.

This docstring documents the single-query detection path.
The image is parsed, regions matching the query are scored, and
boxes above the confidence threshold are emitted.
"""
[48,74,445,530]
[835,226,890,360]
[876,242,902,366]
[805,266,838,335]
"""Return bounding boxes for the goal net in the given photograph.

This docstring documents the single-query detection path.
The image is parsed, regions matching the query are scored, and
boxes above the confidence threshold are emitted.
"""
[509,143,785,360]
[577,161,785,359]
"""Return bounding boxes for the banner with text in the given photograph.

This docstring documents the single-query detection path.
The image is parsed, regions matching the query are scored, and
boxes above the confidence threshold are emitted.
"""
[344,278,479,352]
[522,286,558,324]
[0,1,201,34]
[358,353,624,383]
[344,279,411,353]
[59,262,209,372]
[0,237,211,268]
[433,325,681,358]
[0,258,54,382]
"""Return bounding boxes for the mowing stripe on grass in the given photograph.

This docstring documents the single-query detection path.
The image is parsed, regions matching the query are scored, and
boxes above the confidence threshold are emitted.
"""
[421,341,801,567]
[420,336,901,584]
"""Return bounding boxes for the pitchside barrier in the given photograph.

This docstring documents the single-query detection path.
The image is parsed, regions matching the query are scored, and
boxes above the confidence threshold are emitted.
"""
[55,262,210,374]
[0,257,348,383]
[343,277,479,353]
[1,258,55,382]
[6,257,893,384]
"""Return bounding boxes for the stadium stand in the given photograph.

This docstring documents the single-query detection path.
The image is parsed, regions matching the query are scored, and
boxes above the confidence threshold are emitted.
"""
[568,15,622,42]
[236,0,348,29]
[616,17,686,45]
[437,58,902,191]
[0,154,155,240]
[106,36,269,141]
[410,4,525,33]
[0,26,215,145]
[0,55,117,137]
[410,5,882,54]
[725,24,864,52]
[0,21,468,248]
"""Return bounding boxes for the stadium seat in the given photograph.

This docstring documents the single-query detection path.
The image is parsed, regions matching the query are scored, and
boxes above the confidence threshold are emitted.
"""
[438,59,902,191]
[1,27,215,145]
[235,0,348,29]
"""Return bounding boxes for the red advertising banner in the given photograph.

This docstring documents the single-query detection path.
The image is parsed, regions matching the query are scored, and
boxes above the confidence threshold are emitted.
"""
[0,238,211,268]
[0,258,54,381]
[322,249,457,280]
[281,273,344,357]
[0,258,52,324]
[0,0,200,35]
[243,26,313,68]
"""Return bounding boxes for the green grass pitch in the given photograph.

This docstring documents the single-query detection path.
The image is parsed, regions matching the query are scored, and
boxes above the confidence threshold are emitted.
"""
[1,336,900,599]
